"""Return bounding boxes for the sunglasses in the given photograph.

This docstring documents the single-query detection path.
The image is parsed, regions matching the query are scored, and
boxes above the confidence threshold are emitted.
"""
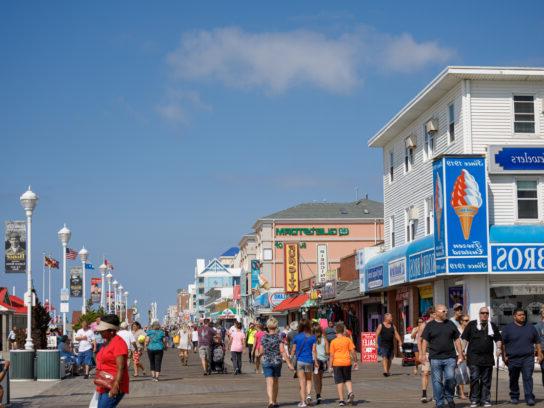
[479,312,489,315]
[462,319,469,322]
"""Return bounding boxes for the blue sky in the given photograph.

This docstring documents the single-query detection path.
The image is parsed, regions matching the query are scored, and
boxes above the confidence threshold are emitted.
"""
[1,1,543,320]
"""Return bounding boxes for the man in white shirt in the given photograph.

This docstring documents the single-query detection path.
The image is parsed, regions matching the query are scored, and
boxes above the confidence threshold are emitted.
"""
[117,322,137,366]
[75,320,95,379]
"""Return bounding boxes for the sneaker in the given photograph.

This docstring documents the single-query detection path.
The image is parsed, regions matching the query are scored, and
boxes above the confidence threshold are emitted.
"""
[420,396,428,403]
[347,392,355,405]
[306,395,313,406]
[447,401,456,408]
[470,402,478,408]
[483,403,492,408]
[511,399,519,405]
[83,374,89,379]
[338,402,346,407]
[527,400,535,407]
[316,396,322,405]
[298,403,308,408]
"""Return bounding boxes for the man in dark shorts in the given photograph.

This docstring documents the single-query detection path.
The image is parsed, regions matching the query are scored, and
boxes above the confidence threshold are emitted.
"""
[375,313,402,376]
[329,323,358,406]
[198,319,215,375]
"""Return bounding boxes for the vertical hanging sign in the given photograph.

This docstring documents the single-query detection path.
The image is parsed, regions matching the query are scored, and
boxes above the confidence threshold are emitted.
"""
[284,243,300,293]
[433,156,489,274]
[5,221,26,273]
[316,244,328,283]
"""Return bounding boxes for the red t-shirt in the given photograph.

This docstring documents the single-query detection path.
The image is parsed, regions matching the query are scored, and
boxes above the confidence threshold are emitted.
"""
[96,335,129,394]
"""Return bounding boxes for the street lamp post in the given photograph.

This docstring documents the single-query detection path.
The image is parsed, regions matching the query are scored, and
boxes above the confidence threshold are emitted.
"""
[123,291,129,322]
[118,285,124,319]
[78,247,89,314]
[99,263,107,310]
[57,224,71,335]
[112,280,118,315]
[106,272,113,313]
[20,187,38,350]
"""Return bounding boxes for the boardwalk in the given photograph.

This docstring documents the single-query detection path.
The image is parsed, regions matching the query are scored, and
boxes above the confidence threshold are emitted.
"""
[10,348,543,407]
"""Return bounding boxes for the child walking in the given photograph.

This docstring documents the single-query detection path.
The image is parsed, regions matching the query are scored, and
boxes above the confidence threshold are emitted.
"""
[329,323,358,406]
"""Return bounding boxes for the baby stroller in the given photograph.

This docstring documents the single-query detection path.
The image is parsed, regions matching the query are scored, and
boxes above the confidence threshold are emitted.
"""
[401,342,416,366]
[210,337,228,374]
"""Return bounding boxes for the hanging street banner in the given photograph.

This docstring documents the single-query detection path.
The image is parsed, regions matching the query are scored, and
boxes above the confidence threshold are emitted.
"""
[70,266,83,297]
[433,156,489,274]
[284,243,300,293]
[251,260,261,290]
[90,277,101,304]
[5,221,26,273]
[316,244,328,283]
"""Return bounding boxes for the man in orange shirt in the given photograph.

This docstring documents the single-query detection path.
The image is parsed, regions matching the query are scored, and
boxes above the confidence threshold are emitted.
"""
[329,323,358,406]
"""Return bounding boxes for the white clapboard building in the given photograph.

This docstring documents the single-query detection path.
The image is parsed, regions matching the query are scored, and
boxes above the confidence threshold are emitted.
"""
[361,66,544,333]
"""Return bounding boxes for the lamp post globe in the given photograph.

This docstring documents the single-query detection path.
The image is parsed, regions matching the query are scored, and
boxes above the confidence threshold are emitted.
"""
[78,247,89,314]
[57,224,71,335]
[20,187,38,350]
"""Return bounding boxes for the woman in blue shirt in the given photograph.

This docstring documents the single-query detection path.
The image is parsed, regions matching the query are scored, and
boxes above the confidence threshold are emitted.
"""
[145,321,166,381]
[290,319,317,407]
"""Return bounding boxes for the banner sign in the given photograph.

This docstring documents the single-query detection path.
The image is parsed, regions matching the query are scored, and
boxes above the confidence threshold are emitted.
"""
[408,249,435,281]
[240,269,247,297]
[90,277,101,304]
[251,260,260,290]
[433,156,489,274]
[367,265,384,289]
[275,227,349,237]
[321,280,336,300]
[448,286,463,309]
[388,258,406,286]
[69,266,82,297]
[269,292,287,307]
[488,146,544,174]
[359,269,366,294]
[5,221,26,273]
[316,244,328,283]
[491,243,544,273]
[284,244,300,293]
[360,332,378,363]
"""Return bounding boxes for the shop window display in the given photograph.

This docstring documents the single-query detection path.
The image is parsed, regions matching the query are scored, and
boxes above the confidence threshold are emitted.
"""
[490,285,544,330]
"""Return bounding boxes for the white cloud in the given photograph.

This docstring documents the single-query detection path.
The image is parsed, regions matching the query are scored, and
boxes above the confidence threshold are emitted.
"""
[156,103,186,123]
[166,26,456,94]
[156,89,211,124]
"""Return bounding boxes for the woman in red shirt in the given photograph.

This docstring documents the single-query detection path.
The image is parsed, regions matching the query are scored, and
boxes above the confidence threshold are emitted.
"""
[94,314,129,408]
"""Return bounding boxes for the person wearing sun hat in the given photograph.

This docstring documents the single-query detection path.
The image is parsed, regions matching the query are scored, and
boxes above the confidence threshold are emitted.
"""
[94,314,129,408]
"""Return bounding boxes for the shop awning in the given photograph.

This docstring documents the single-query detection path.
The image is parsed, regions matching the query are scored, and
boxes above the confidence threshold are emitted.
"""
[490,225,544,243]
[273,294,309,312]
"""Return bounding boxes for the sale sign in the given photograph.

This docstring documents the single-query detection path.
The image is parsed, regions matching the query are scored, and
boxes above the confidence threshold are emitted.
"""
[360,332,378,363]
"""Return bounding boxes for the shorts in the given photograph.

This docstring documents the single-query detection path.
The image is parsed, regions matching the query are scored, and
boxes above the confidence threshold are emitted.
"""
[296,361,313,373]
[263,363,282,378]
[199,346,211,360]
[379,346,394,359]
[412,344,419,353]
[333,366,352,384]
[77,349,93,366]
[133,350,141,364]
[317,360,327,372]
[192,341,198,348]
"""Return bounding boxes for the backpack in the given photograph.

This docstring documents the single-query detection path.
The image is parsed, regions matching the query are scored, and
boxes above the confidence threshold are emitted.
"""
[213,346,224,362]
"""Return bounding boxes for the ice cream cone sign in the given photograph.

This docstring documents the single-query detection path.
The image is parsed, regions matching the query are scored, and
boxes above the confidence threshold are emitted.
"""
[450,169,483,240]
[434,173,443,240]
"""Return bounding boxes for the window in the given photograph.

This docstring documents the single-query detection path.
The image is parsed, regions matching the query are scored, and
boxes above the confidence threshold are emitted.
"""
[198,277,204,284]
[424,197,434,235]
[405,208,416,243]
[390,216,395,248]
[517,180,539,219]
[513,95,535,133]
[389,150,394,182]
[448,103,455,143]
[424,125,434,160]
[404,139,414,173]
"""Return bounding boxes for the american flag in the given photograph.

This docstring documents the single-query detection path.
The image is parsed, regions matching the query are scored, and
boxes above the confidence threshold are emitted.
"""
[66,247,78,260]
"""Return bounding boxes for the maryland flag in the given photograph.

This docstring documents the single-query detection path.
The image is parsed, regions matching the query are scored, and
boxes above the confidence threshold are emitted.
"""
[105,259,114,270]
[44,256,60,269]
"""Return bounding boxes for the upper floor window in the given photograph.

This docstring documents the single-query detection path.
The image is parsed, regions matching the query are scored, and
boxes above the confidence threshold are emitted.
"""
[390,216,395,248]
[513,95,535,133]
[424,197,434,235]
[389,150,394,182]
[405,207,416,243]
[517,180,539,219]
[404,138,415,173]
[448,103,455,143]
[424,125,434,160]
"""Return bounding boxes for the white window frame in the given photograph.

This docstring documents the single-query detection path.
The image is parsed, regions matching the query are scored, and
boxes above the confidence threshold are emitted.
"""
[404,140,414,173]
[448,103,455,144]
[389,150,394,183]
[512,94,536,135]
[514,177,541,222]
[390,216,395,248]
[423,123,434,161]
[405,207,416,243]
[424,197,434,235]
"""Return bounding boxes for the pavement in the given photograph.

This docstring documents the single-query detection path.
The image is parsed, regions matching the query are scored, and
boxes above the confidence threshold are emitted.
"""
[8,348,544,407]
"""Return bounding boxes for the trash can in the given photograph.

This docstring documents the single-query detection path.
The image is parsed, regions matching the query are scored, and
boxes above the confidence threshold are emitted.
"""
[36,349,60,381]
[0,359,9,406]
[9,350,35,381]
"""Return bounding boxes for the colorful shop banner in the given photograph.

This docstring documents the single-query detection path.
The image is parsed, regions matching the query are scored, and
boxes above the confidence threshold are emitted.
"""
[488,146,544,174]
[359,269,366,294]
[316,244,328,283]
[360,332,378,363]
[251,260,261,290]
[240,269,247,297]
[367,265,384,289]
[90,277,101,304]
[491,243,544,273]
[4,220,26,273]
[408,249,435,281]
[433,156,489,274]
[388,258,406,286]
[284,244,300,293]
[269,292,287,307]
[70,266,82,297]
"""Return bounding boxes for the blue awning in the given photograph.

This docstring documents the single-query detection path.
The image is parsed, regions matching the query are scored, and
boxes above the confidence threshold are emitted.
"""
[490,225,544,243]
[253,293,270,308]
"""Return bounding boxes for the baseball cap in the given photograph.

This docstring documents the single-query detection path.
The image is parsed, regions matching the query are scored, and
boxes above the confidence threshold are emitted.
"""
[453,303,463,310]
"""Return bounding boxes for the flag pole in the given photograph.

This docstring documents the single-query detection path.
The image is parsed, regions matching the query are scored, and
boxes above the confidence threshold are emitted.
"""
[48,264,52,316]
[42,252,46,303]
